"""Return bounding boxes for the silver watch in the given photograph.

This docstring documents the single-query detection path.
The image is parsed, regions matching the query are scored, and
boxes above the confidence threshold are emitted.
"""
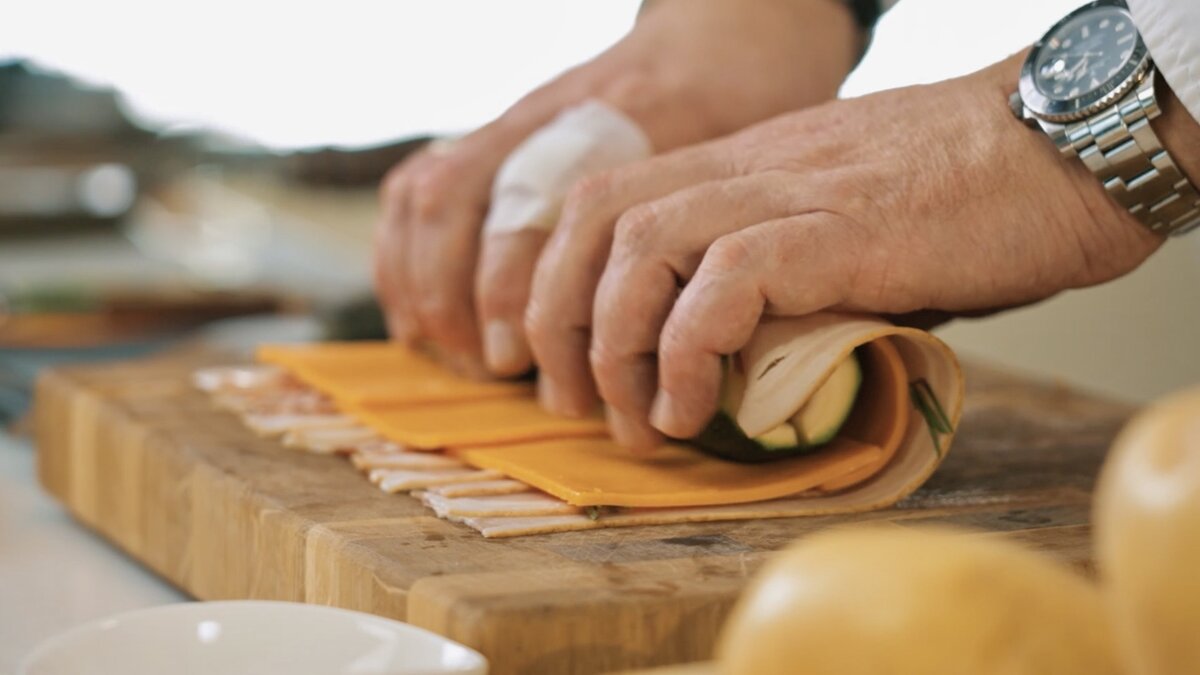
[1011,0,1200,236]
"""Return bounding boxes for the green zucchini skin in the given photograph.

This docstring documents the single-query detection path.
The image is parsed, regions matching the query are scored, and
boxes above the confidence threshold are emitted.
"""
[692,349,865,464]
[692,411,828,464]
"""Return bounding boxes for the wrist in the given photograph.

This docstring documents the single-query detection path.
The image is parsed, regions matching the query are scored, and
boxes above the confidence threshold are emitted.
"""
[993,46,1200,243]
[1153,78,1200,194]
[982,51,1164,274]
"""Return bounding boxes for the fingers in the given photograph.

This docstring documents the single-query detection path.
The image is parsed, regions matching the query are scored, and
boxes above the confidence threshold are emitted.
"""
[374,164,420,343]
[401,152,489,371]
[649,213,860,439]
[374,70,598,373]
[588,172,810,449]
[376,123,552,374]
[526,142,733,418]
[474,230,548,376]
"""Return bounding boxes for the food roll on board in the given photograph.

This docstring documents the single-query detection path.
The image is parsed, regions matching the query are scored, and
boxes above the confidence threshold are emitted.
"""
[197,312,964,537]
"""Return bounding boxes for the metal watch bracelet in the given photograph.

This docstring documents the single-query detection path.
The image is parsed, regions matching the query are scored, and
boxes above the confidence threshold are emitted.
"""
[1045,69,1200,237]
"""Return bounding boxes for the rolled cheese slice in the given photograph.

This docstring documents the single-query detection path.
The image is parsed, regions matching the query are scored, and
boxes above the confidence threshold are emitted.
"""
[736,312,963,510]
[460,312,963,511]
[256,312,962,513]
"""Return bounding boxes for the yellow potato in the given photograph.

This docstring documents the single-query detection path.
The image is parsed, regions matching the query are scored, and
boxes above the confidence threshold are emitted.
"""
[716,526,1118,675]
[1095,387,1200,675]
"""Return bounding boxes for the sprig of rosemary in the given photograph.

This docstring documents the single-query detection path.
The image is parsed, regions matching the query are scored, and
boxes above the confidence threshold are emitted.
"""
[909,379,954,457]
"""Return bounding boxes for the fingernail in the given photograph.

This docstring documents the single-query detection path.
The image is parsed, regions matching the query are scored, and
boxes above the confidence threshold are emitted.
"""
[539,376,568,416]
[649,390,683,437]
[483,320,527,374]
[609,407,663,452]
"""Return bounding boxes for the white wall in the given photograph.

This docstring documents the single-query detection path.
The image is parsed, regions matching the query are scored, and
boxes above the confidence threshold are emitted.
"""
[4,1,642,148]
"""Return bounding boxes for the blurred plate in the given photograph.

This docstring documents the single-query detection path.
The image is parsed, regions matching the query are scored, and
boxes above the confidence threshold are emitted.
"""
[20,601,488,675]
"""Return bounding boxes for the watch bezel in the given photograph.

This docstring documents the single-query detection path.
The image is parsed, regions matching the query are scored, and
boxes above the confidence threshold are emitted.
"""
[1019,0,1150,123]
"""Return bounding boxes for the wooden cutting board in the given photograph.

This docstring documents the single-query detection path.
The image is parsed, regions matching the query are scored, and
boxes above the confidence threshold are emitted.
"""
[34,352,1133,675]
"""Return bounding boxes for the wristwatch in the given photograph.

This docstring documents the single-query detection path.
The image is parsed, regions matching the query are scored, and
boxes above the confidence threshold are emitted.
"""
[1011,0,1200,236]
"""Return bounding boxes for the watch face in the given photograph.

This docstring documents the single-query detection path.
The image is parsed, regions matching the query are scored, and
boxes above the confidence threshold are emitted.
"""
[1033,6,1137,101]
[1019,0,1149,122]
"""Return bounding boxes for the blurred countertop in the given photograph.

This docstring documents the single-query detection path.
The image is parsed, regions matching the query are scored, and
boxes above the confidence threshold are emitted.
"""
[0,172,380,305]
[0,432,187,671]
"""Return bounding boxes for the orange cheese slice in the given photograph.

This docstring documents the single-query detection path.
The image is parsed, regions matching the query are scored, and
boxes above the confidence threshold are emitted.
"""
[257,342,529,405]
[457,438,884,508]
[258,330,914,509]
[346,397,608,450]
[458,336,910,508]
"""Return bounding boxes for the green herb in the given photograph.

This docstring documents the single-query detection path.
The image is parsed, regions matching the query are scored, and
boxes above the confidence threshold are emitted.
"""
[585,505,620,521]
[4,286,98,314]
[909,379,954,457]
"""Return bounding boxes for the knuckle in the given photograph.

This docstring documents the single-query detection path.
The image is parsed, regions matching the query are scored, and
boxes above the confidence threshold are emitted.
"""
[703,232,756,275]
[408,161,461,222]
[412,291,459,336]
[379,163,410,207]
[587,338,623,382]
[657,319,690,364]
[611,204,660,257]
[523,271,560,343]
[523,302,554,348]
[561,171,616,222]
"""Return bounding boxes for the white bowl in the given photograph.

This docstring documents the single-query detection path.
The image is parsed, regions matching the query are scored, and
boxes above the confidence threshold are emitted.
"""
[20,601,488,675]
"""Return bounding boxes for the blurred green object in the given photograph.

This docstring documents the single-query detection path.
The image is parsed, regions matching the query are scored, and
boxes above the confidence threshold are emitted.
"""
[3,285,98,313]
[321,294,388,341]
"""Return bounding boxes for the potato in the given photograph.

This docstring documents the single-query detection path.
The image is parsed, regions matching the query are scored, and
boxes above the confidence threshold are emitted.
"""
[1095,387,1200,675]
[716,526,1118,675]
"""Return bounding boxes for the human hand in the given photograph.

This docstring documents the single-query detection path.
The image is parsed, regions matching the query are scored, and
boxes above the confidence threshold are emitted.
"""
[374,0,860,377]
[529,51,1166,450]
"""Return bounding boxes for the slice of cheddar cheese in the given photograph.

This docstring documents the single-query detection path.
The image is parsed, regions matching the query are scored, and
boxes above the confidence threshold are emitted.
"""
[347,397,609,450]
[257,330,915,510]
[457,337,910,508]
[457,437,884,508]
[258,342,530,406]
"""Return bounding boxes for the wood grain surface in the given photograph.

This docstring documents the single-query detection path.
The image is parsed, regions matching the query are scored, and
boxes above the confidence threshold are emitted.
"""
[34,353,1133,675]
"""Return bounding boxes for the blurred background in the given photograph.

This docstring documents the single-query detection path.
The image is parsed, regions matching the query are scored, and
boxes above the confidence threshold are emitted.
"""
[1,0,1196,427]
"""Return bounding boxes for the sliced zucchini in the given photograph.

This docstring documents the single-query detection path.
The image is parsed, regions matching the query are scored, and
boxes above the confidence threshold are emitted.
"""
[790,355,862,446]
[694,352,863,463]
[755,422,800,449]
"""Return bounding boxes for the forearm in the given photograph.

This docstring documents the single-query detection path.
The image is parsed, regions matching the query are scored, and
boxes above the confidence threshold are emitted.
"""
[641,0,861,80]
[597,0,862,148]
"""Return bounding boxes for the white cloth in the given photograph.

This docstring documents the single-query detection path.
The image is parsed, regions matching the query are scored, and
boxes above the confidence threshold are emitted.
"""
[1123,0,1199,125]
[483,100,652,235]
